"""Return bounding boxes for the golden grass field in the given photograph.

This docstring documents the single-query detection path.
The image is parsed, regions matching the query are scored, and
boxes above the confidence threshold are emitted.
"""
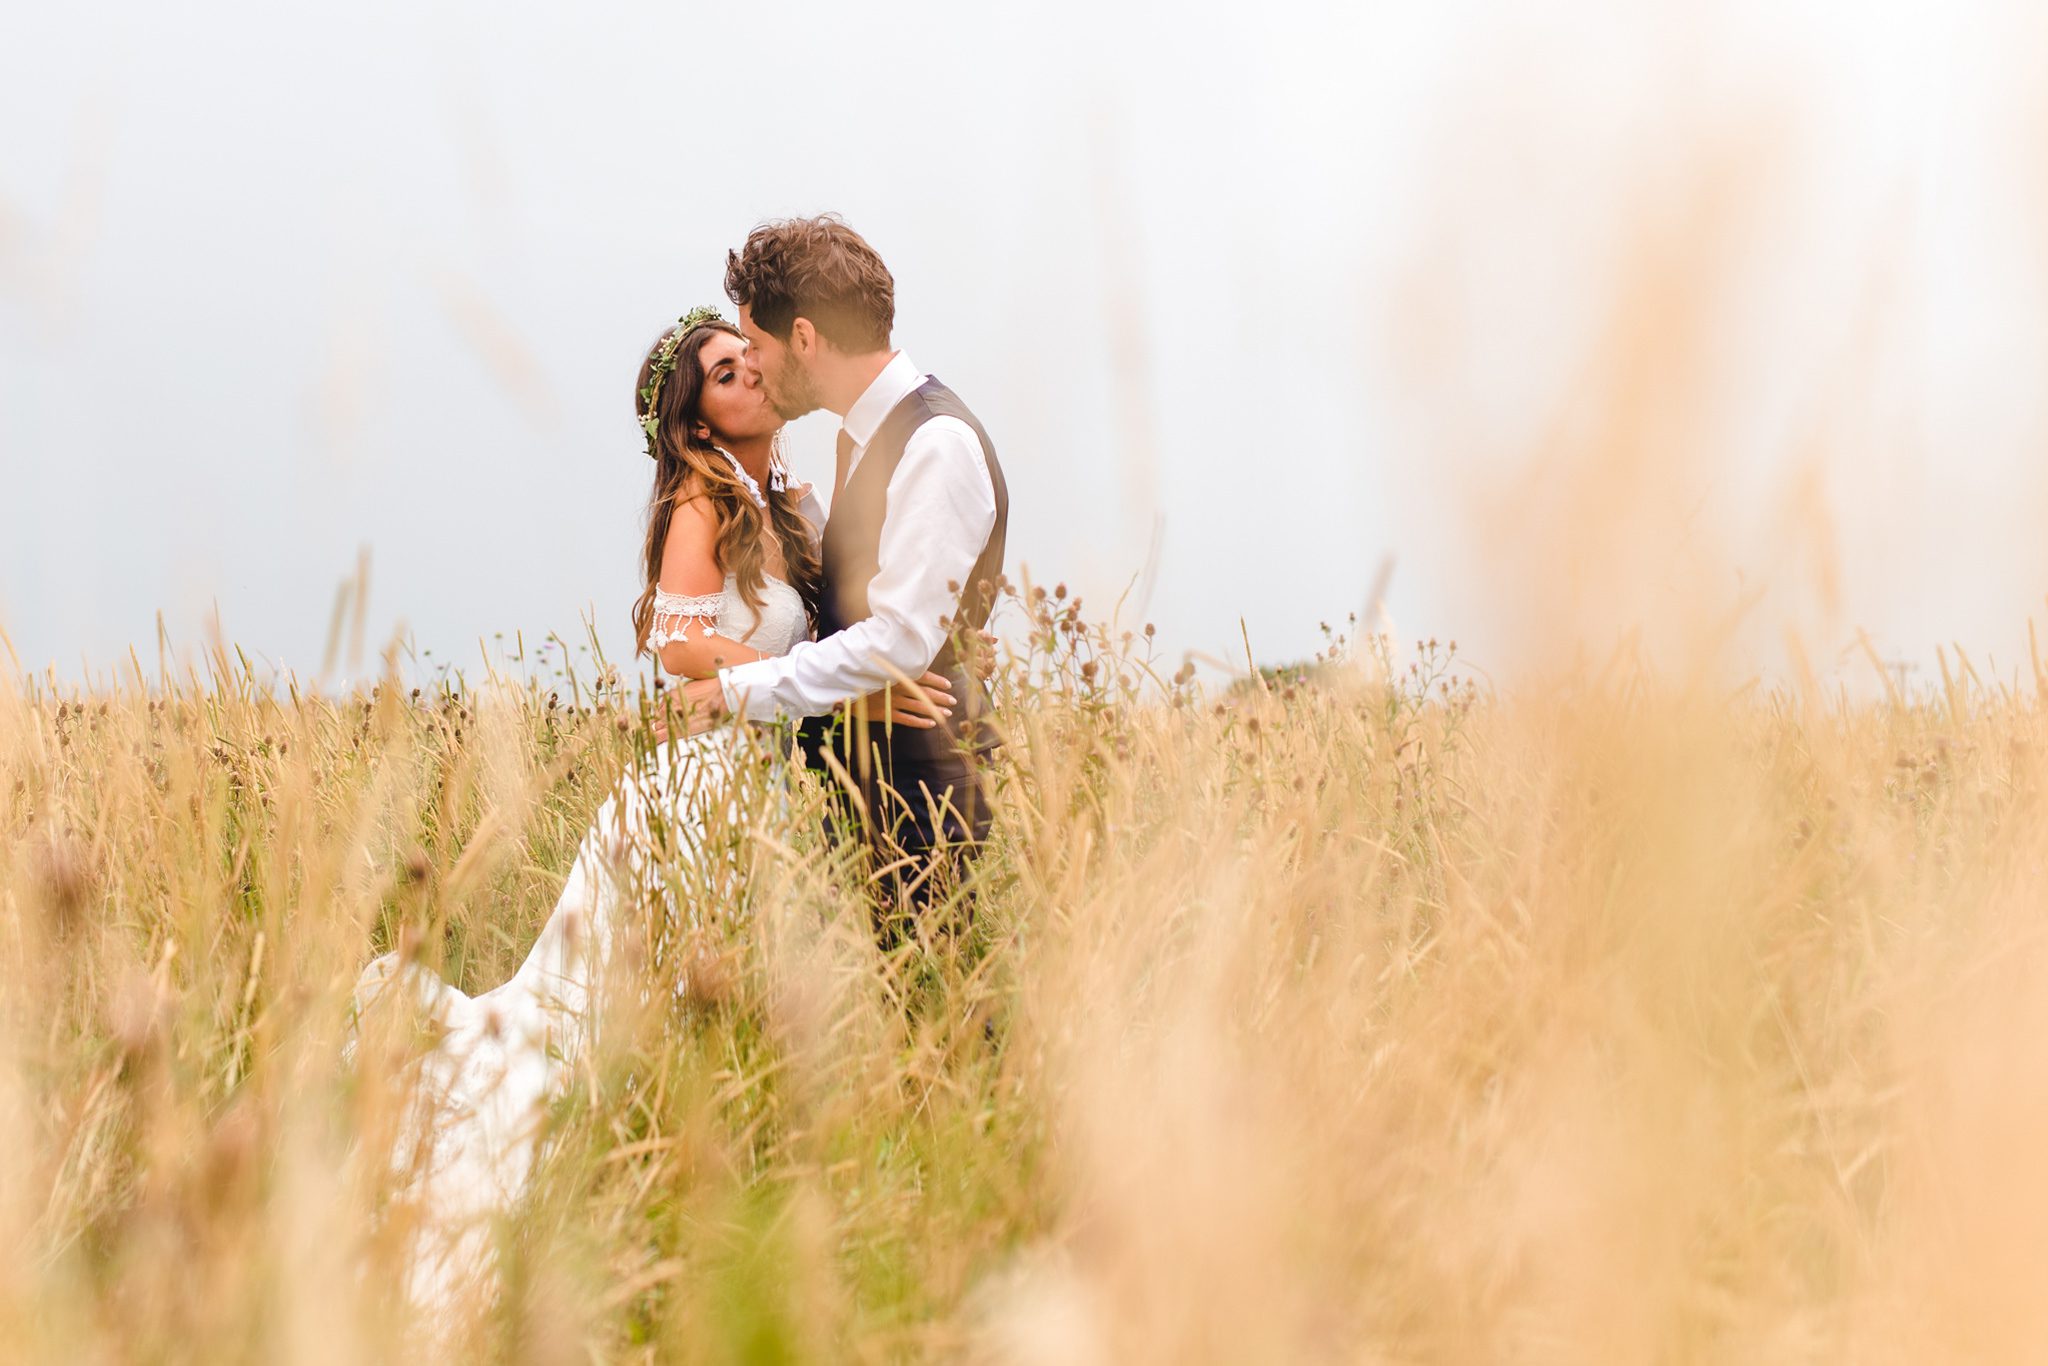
[6,584,2048,1363]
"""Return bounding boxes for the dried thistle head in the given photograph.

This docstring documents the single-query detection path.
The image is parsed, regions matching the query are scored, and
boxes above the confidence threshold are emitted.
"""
[683,946,739,1013]
[32,829,95,936]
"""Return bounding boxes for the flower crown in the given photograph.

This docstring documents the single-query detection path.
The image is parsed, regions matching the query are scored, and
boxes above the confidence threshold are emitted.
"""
[638,305,730,457]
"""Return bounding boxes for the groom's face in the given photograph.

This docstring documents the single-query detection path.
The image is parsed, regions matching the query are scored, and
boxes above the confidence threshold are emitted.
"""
[738,305,821,421]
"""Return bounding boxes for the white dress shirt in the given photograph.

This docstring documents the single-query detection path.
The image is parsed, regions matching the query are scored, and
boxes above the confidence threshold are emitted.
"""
[719,352,999,721]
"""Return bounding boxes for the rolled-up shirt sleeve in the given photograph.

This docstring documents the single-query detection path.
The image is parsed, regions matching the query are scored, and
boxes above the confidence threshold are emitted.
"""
[719,416,996,721]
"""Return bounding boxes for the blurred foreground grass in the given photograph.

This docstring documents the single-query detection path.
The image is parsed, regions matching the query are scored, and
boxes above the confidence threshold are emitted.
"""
[4,595,2048,1363]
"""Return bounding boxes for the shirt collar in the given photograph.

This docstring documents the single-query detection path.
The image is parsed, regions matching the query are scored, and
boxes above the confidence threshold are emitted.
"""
[840,351,925,456]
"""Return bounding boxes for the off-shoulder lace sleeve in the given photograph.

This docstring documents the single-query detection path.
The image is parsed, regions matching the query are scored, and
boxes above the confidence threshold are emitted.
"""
[649,587,726,649]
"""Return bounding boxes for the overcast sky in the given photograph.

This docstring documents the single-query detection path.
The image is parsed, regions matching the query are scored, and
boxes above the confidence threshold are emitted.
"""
[4,0,2044,688]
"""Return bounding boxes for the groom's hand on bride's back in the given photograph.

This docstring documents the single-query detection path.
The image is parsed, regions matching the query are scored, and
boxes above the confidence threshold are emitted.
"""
[642,676,729,742]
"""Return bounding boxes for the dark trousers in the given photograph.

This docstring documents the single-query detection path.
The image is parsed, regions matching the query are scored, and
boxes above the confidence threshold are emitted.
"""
[800,718,992,938]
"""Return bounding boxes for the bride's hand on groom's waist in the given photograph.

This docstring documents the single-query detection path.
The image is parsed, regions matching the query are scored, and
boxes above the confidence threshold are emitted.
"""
[858,671,956,730]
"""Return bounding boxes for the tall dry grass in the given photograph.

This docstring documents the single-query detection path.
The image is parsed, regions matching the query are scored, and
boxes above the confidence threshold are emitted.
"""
[5,590,2048,1362]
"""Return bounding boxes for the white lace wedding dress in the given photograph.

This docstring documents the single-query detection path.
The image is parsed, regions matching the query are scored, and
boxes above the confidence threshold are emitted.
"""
[351,574,810,1308]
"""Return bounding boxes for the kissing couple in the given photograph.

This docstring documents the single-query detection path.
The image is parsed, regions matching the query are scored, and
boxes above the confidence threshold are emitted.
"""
[352,214,1010,1304]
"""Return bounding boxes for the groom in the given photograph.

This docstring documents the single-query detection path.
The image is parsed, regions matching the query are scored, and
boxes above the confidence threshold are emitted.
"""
[679,215,1009,921]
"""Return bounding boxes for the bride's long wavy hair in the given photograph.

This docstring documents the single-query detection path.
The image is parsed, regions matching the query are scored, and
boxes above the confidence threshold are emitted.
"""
[631,317,821,655]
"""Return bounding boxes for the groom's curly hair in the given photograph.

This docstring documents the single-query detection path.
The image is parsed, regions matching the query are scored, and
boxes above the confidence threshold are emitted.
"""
[724,215,894,352]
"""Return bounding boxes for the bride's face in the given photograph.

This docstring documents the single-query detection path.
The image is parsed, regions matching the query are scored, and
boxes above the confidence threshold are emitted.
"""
[694,331,781,445]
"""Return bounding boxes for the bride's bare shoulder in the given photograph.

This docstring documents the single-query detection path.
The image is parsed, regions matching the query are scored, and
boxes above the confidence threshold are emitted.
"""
[658,490,724,591]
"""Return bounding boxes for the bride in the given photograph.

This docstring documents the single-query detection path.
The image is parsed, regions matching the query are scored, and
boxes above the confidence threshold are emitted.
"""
[351,306,953,1306]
